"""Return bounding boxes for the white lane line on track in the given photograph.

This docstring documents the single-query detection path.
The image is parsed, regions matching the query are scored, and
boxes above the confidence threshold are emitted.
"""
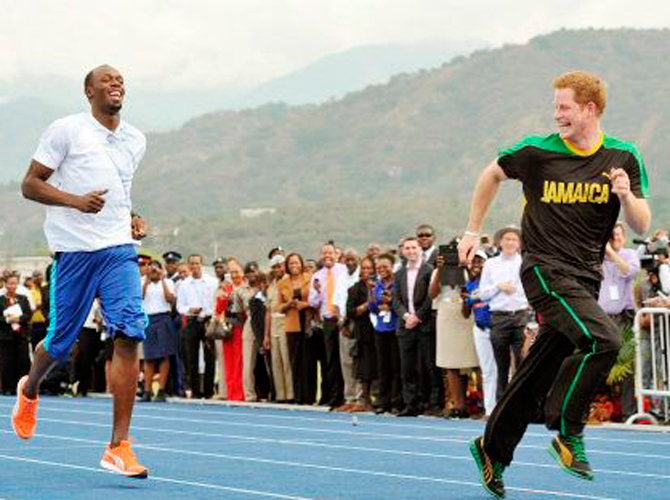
[5,404,669,461]
[0,432,620,500]
[2,428,669,482]
[0,452,315,500]
[12,398,670,447]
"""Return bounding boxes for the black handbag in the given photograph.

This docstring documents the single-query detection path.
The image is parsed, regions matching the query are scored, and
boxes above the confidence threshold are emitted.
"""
[205,317,233,340]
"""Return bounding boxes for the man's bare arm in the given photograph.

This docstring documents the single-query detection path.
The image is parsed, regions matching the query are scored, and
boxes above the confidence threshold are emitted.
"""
[620,196,651,235]
[458,160,508,264]
[610,167,651,235]
[22,160,107,213]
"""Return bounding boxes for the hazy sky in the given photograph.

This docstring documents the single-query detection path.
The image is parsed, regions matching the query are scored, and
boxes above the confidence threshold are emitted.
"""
[2,0,667,91]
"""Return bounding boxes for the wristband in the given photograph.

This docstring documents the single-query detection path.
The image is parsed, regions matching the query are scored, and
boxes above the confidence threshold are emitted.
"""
[464,230,480,238]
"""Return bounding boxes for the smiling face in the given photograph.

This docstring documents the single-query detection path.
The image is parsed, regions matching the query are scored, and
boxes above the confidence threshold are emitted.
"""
[402,239,422,265]
[359,258,374,282]
[553,87,597,144]
[287,255,303,276]
[322,244,336,268]
[85,65,125,115]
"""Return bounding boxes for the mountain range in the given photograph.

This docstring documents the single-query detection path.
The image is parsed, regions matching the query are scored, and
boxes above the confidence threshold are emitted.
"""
[0,39,482,184]
[1,28,669,263]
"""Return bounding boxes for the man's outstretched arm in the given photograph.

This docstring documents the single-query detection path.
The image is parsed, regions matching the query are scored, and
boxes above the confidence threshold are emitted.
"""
[458,160,508,265]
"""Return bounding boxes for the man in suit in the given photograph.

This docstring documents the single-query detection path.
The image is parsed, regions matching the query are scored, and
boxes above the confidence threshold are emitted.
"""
[416,224,437,267]
[415,223,444,413]
[393,237,434,416]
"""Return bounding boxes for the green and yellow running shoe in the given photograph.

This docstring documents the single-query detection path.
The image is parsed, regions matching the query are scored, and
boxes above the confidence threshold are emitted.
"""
[548,434,594,481]
[470,436,505,498]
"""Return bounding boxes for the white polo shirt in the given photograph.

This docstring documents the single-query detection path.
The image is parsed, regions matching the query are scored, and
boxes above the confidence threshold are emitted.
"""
[33,113,146,252]
[142,278,175,315]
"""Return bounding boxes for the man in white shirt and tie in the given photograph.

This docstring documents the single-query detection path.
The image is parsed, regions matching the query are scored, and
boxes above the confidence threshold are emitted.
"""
[309,243,348,408]
[176,254,219,399]
[478,227,529,401]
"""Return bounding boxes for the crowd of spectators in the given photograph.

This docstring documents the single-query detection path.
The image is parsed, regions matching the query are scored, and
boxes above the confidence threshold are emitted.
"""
[0,222,667,422]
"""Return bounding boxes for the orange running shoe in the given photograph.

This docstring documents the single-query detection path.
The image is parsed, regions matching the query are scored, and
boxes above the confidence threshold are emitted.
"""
[12,375,38,440]
[100,440,149,478]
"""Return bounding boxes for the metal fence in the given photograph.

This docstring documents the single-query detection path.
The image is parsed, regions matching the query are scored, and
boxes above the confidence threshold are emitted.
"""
[627,307,670,425]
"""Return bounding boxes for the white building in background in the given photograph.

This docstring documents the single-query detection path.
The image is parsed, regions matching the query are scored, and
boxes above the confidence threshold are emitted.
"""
[240,208,276,218]
[1,256,51,279]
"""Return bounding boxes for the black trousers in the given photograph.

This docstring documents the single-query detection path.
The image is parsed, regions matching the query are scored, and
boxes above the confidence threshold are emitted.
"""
[489,310,526,400]
[423,313,444,410]
[0,335,31,395]
[321,318,344,406]
[484,264,621,466]
[74,327,101,396]
[182,318,215,398]
[609,310,636,419]
[397,326,432,411]
[374,331,403,411]
[287,330,307,404]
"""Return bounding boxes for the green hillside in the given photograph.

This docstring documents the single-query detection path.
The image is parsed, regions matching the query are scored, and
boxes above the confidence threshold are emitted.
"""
[2,28,669,262]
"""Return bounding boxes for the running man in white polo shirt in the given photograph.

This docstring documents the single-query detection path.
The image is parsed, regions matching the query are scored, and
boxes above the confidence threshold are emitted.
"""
[13,65,149,478]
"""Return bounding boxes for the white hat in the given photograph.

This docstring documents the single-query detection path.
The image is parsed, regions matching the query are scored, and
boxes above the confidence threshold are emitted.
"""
[475,250,488,261]
[269,255,286,267]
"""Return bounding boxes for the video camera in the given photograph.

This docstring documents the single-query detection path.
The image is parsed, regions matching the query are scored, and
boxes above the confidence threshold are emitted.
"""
[438,238,466,288]
[633,235,669,271]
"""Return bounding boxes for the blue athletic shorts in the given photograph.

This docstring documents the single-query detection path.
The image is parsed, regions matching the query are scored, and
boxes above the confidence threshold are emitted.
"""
[45,244,146,361]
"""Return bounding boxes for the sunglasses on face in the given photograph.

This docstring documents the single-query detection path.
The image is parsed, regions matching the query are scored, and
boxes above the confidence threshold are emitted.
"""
[417,233,433,238]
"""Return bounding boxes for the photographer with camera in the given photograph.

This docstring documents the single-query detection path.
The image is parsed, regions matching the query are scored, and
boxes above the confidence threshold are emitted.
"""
[428,241,479,419]
[634,230,669,293]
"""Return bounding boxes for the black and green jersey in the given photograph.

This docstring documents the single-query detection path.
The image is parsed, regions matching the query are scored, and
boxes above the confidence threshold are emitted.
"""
[498,132,648,282]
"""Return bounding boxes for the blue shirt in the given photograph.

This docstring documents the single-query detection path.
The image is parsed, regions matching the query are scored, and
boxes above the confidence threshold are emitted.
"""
[466,278,491,329]
[369,279,397,332]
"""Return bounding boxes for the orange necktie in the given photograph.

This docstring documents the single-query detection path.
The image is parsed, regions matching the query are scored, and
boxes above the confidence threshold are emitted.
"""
[326,268,335,314]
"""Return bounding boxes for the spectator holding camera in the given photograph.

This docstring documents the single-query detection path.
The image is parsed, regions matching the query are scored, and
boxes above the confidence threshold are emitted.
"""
[370,253,403,414]
[277,253,313,405]
[429,247,479,418]
[140,260,177,402]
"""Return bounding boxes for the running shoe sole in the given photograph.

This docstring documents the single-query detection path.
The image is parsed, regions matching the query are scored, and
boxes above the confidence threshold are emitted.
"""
[99,458,149,479]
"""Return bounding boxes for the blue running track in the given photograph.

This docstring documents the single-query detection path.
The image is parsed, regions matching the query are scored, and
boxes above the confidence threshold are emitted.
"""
[0,396,668,499]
